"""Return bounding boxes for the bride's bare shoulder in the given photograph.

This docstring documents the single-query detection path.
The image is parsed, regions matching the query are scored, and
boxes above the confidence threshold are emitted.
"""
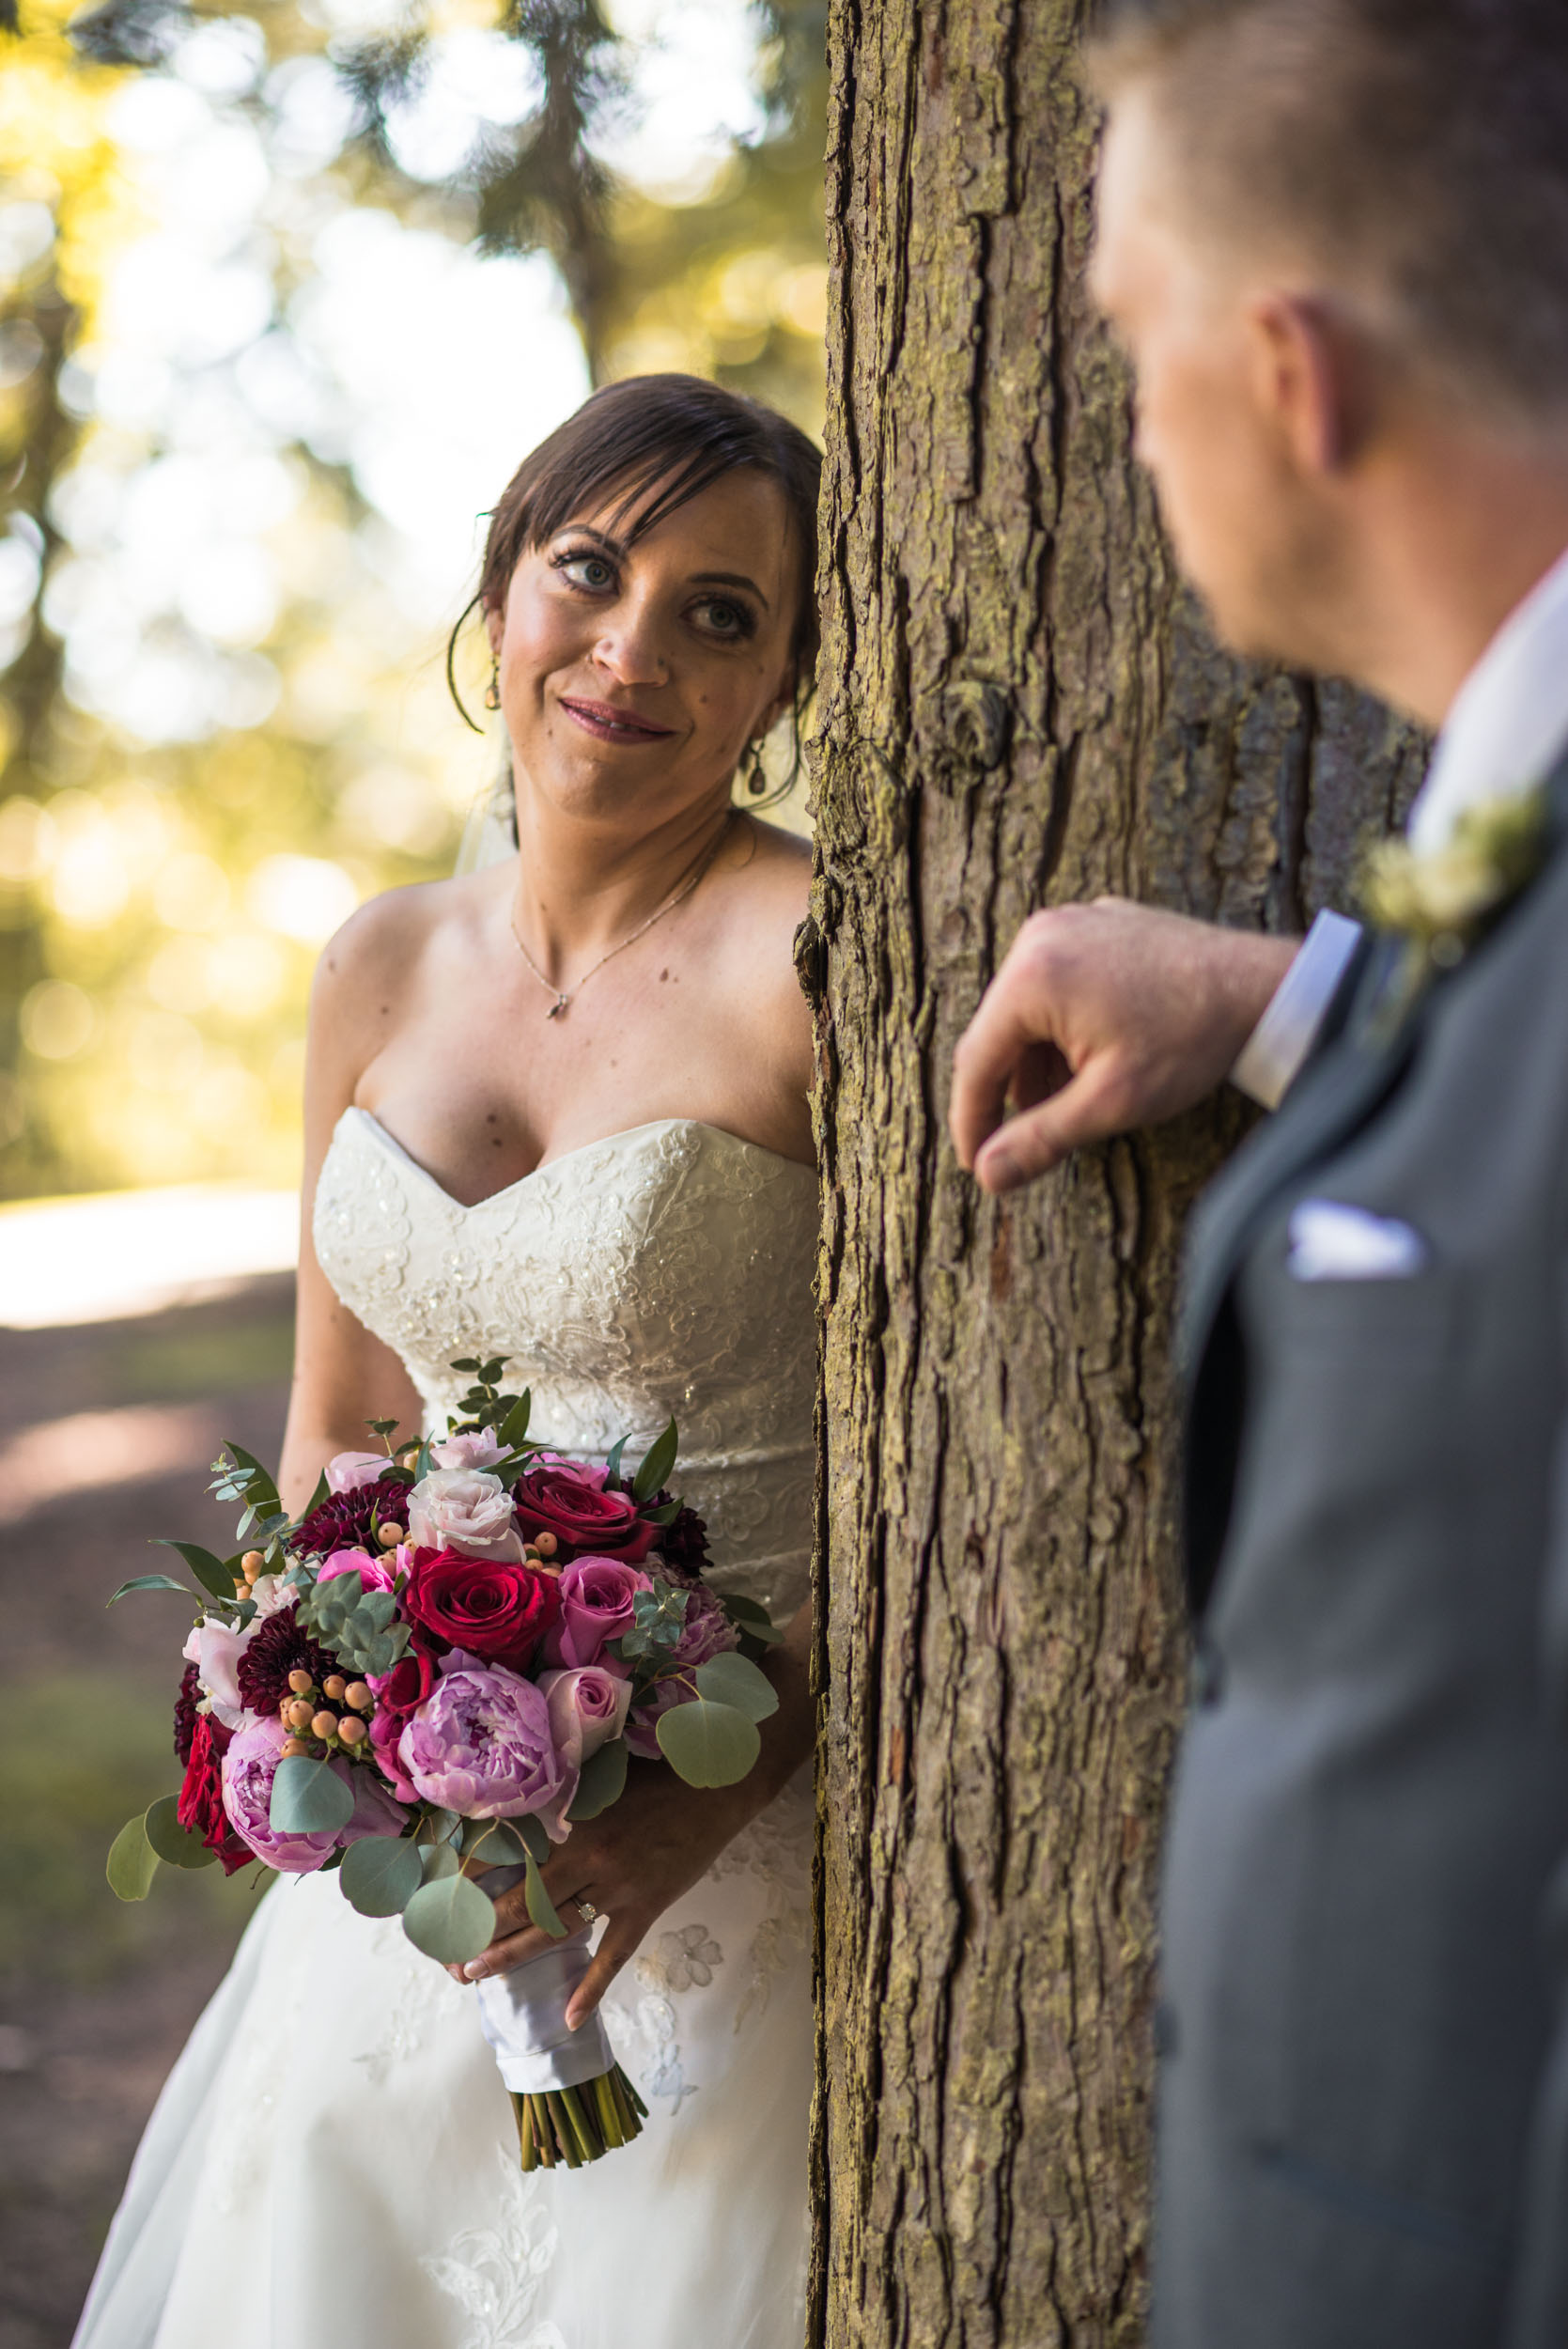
[306,870,495,1064]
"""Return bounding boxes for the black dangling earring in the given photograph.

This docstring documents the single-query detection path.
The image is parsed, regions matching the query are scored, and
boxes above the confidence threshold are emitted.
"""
[484,660,501,711]
[744,739,768,796]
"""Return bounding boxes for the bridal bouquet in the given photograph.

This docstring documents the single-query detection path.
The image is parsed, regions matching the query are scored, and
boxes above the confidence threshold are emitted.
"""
[106,1358,783,2172]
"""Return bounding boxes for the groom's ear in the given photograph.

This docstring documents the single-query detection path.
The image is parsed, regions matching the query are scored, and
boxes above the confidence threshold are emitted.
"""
[1244,292,1374,479]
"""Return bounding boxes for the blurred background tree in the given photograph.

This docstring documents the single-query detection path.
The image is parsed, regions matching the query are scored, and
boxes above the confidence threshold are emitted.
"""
[0,0,827,1201]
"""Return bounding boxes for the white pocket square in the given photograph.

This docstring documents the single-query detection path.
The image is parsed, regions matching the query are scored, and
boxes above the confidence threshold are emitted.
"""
[1287,1200,1431,1283]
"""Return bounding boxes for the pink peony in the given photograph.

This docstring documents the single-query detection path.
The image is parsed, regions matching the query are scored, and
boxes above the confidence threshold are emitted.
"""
[326,1451,393,1494]
[513,1454,655,1563]
[541,1555,652,1671]
[539,1666,632,1767]
[183,1615,260,1732]
[220,1716,405,1873]
[396,1652,576,1833]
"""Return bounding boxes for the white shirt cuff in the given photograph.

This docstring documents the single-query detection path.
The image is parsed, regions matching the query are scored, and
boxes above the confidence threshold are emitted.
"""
[1230,910,1363,1111]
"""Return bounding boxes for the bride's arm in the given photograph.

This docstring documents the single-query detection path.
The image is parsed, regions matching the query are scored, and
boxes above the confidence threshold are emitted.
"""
[462,1595,815,2012]
[279,902,424,1514]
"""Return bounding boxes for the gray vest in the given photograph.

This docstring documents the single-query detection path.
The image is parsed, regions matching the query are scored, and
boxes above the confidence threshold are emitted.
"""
[1157,758,1568,2349]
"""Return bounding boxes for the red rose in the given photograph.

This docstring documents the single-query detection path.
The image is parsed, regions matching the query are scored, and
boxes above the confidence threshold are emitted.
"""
[176,1714,252,1875]
[401,1546,561,1668]
[513,1455,655,1563]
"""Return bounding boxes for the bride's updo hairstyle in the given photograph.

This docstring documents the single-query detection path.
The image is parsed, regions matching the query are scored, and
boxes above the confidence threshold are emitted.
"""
[454,373,822,794]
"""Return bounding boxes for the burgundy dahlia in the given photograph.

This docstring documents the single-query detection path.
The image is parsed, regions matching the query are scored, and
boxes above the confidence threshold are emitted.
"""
[651,1499,709,1577]
[288,1483,390,1561]
[174,1658,200,1765]
[236,1605,343,1718]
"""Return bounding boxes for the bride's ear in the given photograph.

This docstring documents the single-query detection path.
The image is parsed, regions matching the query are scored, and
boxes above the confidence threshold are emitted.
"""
[484,600,505,658]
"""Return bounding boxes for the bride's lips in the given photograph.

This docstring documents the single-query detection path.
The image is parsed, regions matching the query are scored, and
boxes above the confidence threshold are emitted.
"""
[558,696,676,746]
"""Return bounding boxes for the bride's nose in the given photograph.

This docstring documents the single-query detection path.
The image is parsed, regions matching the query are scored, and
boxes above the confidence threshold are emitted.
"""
[591,600,671,689]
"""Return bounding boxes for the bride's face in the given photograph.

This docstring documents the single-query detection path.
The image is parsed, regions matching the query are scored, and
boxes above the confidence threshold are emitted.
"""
[485,466,800,829]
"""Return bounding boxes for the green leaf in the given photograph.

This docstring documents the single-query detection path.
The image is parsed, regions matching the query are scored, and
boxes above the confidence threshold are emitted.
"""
[643,1500,681,1525]
[419,1806,461,1845]
[513,1812,551,1865]
[300,1466,331,1523]
[144,1794,219,1870]
[107,1573,196,1607]
[631,1417,678,1504]
[161,1541,239,1602]
[523,1849,567,1937]
[656,1698,762,1788]
[106,1812,159,1901]
[225,1443,281,1508]
[498,1388,533,1449]
[458,1816,528,1864]
[566,1737,629,1821]
[339,1836,423,1916]
[269,1756,354,1836]
[604,1435,629,1485]
[449,1357,481,1374]
[366,1417,399,1439]
[692,1651,780,1722]
[401,1873,496,1965]
[420,1839,460,1883]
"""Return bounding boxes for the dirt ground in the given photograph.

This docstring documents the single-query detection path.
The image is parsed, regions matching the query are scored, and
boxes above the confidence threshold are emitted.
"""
[0,1274,294,2349]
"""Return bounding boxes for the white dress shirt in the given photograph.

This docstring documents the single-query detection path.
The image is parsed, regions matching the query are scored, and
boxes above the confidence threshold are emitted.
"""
[1232,541,1568,1109]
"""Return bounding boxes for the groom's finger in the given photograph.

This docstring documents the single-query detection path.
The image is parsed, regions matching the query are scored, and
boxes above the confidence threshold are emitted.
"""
[949,982,1054,1170]
[565,1918,642,2030]
[970,1054,1141,1192]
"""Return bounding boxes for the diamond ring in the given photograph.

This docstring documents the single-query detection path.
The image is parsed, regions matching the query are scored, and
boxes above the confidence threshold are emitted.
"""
[575,1897,598,1927]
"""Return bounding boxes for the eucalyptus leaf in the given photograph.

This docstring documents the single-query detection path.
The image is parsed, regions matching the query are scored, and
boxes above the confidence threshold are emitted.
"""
[656,1698,762,1788]
[522,1849,567,1937]
[421,1840,460,1883]
[401,1873,496,1965]
[106,1811,159,1901]
[459,1817,528,1864]
[419,1807,461,1845]
[515,1812,552,1865]
[269,1755,354,1836]
[225,1442,282,1510]
[340,1835,423,1916]
[693,1651,780,1722]
[566,1738,629,1822]
[631,1417,679,1504]
[144,1794,218,1870]
[722,1594,782,1639]
[107,1573,195,1607]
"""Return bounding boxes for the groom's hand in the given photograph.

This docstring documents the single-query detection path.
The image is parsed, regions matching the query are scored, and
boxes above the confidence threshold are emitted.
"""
[950,898,1296,1192]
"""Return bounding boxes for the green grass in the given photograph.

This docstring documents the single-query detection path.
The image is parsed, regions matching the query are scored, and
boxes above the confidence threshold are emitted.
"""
[0,1673,260,1991]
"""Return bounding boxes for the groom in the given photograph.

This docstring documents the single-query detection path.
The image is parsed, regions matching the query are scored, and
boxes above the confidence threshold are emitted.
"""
[949,3,1568,2344]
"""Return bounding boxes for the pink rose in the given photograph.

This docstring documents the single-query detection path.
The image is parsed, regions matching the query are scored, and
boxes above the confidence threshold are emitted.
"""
[408,1467,524,1562]
[541,1555,653,1671]
[318,1546,397,1595]
[326,1451,392,1494]
[513,1454,655,1563]
[220,1716,406,1872]
[431,1428,509,1470]
[539,1666,632,1767]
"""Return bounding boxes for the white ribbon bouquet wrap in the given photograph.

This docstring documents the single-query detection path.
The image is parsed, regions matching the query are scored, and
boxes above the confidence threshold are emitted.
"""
[105,1357,783,2176]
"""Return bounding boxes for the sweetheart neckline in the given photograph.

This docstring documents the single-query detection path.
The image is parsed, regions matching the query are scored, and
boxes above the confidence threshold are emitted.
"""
[340,1106,816,1215]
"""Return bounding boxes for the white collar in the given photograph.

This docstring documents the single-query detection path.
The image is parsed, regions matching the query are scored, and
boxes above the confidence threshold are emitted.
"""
[1407,539,1568,851]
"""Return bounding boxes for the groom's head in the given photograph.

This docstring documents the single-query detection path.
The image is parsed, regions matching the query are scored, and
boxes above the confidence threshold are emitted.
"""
[1088,0,1568,717]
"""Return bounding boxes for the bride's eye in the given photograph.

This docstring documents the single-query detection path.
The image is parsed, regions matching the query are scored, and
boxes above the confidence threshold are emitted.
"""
[551,549,617,593]
[692,596,755,642]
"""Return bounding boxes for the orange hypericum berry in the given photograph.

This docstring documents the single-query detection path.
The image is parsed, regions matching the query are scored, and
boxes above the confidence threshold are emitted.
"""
[281,1736,310,1758]
[286,1698,315,1730]
[241,1550,266,1580]
[376,1521,404,1548]
[287,1669,314,1695]
[345,1682,373,1712]
[310,1710,338,1742]
[534,1532,558,1559]
[337,1716,367,1748]
[322,1674,347,1701]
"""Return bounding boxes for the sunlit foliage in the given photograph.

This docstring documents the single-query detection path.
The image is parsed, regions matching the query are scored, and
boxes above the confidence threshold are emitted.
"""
[0,0,825,1199]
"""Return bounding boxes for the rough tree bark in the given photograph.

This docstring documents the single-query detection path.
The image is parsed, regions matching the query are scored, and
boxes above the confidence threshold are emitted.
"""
[802,5,1425,2345]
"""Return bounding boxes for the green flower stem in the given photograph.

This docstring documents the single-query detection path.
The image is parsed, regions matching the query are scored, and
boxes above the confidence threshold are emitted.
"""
[509,2066,645,2173]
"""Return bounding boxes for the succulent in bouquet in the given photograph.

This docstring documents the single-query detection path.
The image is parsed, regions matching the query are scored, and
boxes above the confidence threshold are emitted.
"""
[106,1356,785,2171]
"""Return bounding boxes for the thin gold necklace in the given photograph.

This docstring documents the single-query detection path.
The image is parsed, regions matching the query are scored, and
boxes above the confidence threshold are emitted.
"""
[508,816,734,1020]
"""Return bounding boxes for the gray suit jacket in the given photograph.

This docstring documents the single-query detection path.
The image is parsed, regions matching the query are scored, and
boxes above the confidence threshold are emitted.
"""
[1155,755,1568,2349]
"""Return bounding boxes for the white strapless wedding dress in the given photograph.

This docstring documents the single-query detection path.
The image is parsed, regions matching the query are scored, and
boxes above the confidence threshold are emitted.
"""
[75,1111,819,2349]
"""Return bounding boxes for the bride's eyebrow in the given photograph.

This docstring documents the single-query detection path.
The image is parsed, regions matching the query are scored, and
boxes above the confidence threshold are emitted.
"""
[690,569,768,609]
[556,521,769,611]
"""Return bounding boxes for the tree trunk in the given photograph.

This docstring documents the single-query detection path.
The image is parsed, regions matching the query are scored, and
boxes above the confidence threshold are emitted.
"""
[802,5,1425,2345]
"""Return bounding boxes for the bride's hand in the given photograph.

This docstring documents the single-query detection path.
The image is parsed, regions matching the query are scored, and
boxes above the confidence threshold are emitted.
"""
[449,1762,766,2028]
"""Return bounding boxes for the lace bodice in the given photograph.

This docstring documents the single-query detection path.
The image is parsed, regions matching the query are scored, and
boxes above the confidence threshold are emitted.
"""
[313,1110,819,1618]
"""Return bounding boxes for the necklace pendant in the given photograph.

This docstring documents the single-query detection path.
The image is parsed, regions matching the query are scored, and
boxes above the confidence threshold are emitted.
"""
[547,994,569,1020]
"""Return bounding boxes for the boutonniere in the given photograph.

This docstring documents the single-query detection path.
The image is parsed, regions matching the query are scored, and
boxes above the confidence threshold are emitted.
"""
[1361,786,1551,981]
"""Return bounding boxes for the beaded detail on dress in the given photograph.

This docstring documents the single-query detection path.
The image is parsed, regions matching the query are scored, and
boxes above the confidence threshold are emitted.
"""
[313,1110,819,1619]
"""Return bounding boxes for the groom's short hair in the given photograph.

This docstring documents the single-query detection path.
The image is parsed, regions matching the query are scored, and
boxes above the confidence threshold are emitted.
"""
[1089,0,1568,428]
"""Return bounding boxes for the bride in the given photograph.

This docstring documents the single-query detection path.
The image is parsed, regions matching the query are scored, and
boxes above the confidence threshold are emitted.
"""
[75,373,823,2349]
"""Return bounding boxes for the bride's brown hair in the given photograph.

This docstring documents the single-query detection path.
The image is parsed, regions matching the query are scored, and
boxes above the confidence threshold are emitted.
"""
[448,373,822,781]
